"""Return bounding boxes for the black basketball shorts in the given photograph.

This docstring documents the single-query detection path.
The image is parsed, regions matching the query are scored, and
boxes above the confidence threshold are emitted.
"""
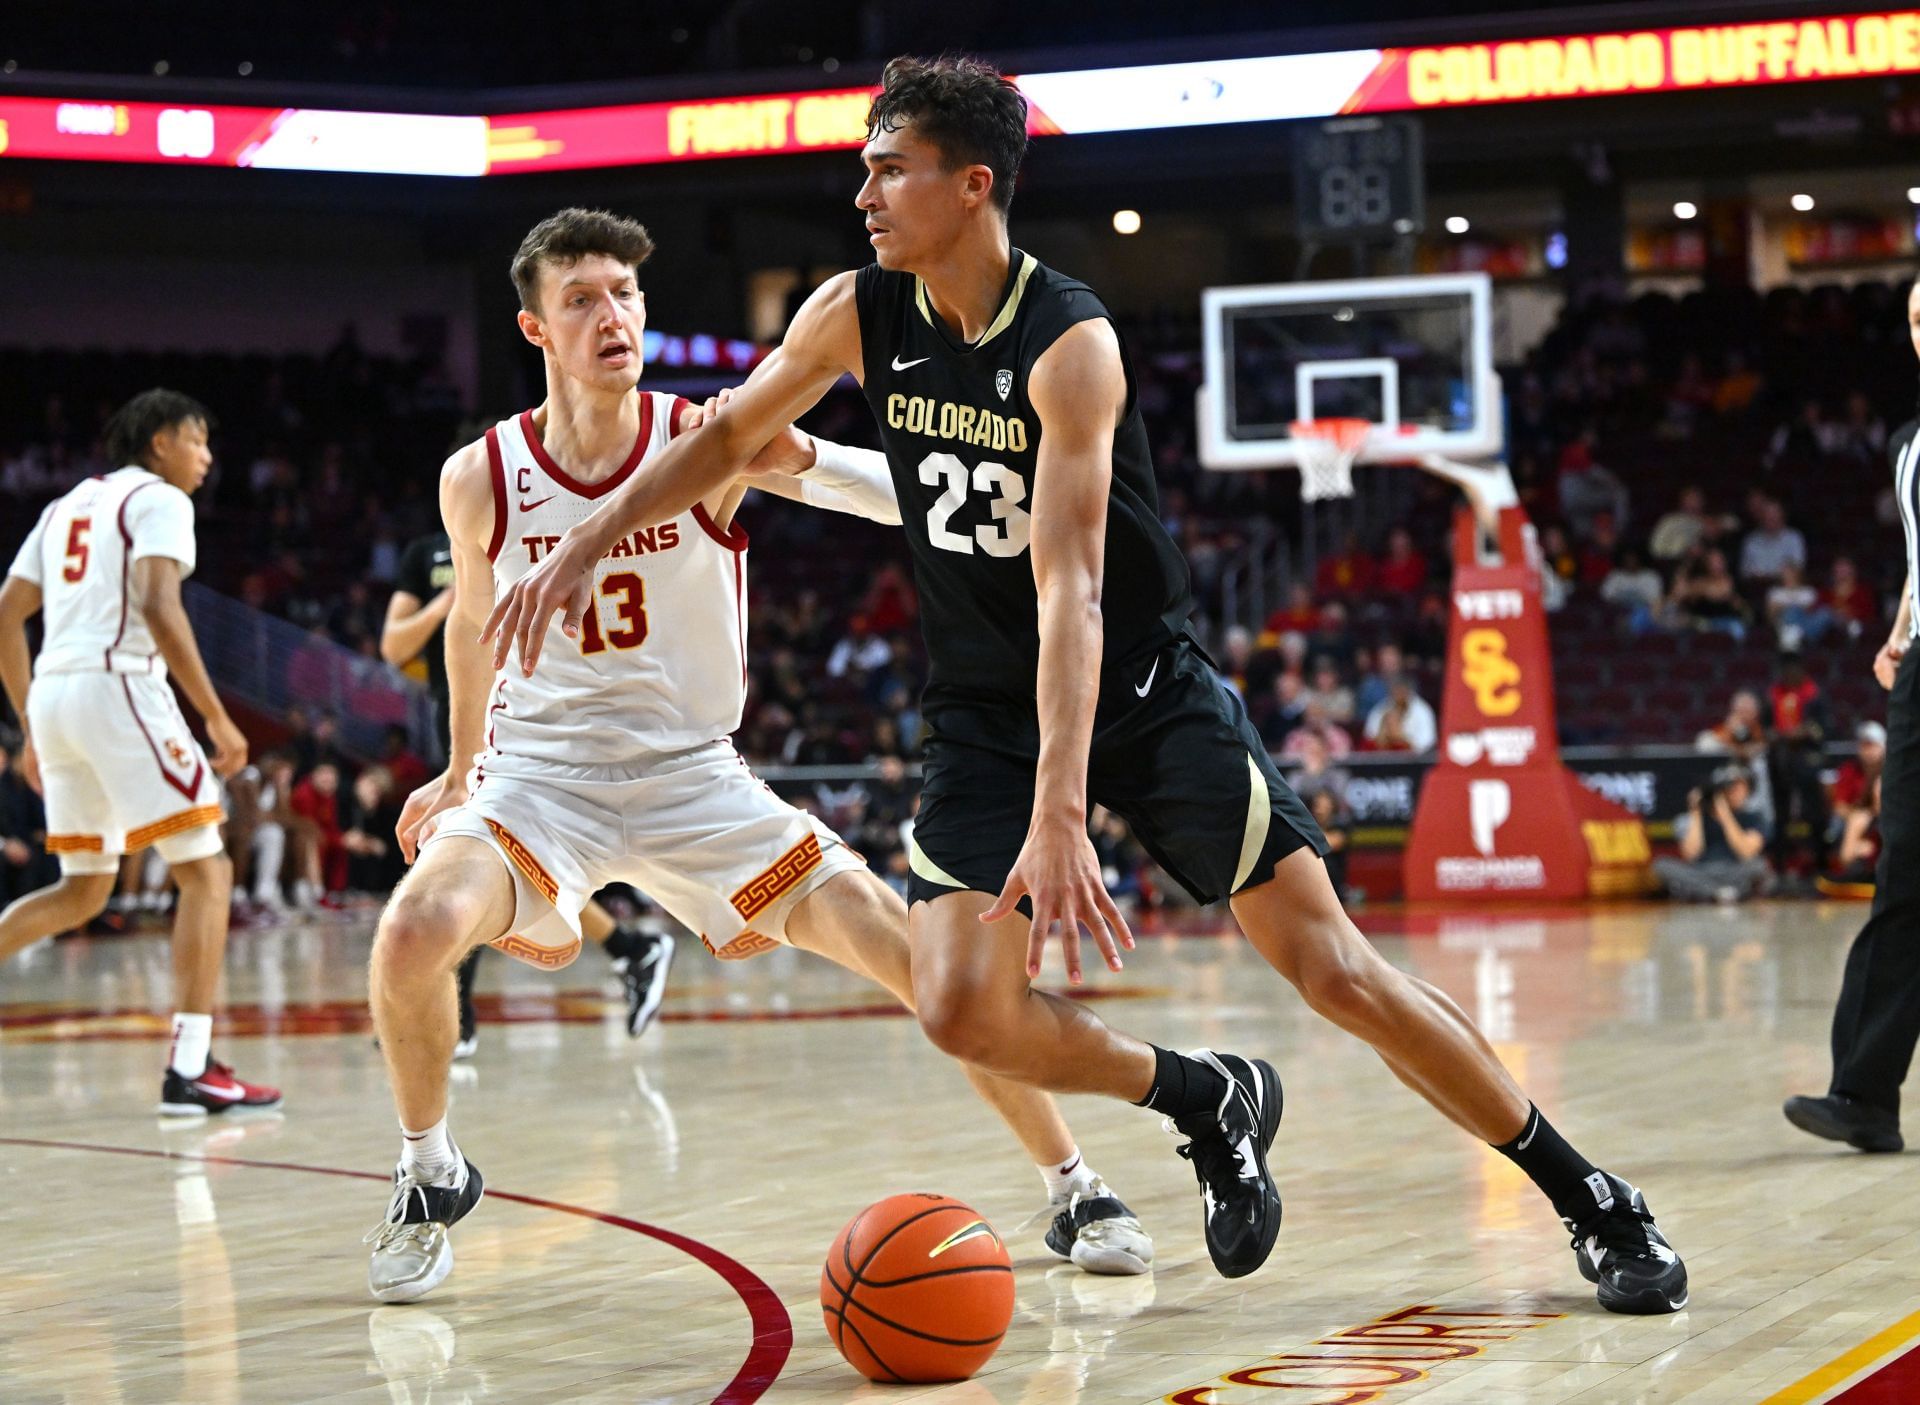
[906,640,1328,909]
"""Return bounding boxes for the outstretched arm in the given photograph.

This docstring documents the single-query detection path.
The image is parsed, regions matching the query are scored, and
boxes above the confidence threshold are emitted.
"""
[979,319,1135,983]
[484,272,864,674]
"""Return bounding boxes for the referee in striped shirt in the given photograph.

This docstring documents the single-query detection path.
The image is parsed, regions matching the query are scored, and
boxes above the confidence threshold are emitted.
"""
[1785,274,1920,1153]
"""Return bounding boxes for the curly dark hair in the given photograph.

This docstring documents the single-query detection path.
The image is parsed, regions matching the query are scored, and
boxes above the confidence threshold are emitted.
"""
[510,207,656,314]
[866,55,1028,213]
[103,388,212,467]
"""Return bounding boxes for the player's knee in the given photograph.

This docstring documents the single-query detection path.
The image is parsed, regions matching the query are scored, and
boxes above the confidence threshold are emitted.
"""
[913,977,1003,1065]
[1291,925,1389,1028]
[373,891,471,980]
[64,873,116,922]
[173,850,232,896]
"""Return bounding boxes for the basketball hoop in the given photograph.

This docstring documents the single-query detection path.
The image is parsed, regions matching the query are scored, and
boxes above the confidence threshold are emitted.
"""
[1289,417,1371,502]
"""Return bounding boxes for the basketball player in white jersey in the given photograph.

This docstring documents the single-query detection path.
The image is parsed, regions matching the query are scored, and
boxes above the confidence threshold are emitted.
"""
[363,208,1150,1302]
[0,389,281,1115]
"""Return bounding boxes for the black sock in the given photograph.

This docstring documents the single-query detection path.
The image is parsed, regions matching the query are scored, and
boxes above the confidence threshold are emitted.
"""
[602,924,643,962]
[1493,1105,1608,1222]
[1135,1045,1230,1122]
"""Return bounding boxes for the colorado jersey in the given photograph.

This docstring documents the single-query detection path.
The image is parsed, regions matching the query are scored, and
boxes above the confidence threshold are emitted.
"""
[854,251,1192,741]
[478,391,748,767]
[6,465,197,676]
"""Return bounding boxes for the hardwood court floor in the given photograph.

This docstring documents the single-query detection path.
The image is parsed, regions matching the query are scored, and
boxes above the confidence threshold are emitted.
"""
[2,898,1916,1404]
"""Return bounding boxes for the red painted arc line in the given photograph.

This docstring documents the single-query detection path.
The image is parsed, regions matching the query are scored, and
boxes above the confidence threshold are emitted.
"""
[0,1136,792,1404]
[1833,1342,1920,1402]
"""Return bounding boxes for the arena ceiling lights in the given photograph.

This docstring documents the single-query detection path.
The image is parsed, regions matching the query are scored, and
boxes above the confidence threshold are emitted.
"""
[2,8,1918,177]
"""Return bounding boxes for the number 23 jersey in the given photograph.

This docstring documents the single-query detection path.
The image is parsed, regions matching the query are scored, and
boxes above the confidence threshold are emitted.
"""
[854,252,1192,734]
[480,390,749,768]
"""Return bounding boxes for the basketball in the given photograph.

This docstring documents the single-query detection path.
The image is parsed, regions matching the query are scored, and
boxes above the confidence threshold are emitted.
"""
[819,1193,1015,1383]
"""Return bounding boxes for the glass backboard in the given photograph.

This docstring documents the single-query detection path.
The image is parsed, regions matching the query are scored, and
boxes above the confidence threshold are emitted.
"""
[1198,272,1499,470]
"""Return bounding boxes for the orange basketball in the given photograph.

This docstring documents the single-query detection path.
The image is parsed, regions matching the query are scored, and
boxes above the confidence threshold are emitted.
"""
[820,1192,1015,1383]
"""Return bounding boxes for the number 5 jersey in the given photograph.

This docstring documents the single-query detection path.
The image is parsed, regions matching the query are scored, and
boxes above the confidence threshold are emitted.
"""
[853,252,1193,740]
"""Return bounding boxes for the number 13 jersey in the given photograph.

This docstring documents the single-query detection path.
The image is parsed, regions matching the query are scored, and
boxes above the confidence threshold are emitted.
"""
[854,251,1192,736]
[480,390,749,768]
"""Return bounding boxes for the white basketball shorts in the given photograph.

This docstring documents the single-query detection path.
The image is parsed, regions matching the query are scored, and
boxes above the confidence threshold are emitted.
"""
[26,670,223,875]
[424,739,865,970]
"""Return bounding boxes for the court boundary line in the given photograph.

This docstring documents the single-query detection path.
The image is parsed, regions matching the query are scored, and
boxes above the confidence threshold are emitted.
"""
[1756,1306,1920,1405]
[0,1136,793,1404]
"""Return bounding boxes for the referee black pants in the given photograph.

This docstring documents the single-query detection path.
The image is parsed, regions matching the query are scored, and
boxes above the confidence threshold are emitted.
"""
[1830,648,1920,1113]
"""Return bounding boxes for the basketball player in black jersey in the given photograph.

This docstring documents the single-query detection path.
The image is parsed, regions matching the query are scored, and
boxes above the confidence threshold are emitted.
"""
[487,56,1687,1311]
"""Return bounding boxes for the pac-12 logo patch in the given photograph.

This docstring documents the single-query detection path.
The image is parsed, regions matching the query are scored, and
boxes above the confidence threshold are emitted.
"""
[995,368,1013,401]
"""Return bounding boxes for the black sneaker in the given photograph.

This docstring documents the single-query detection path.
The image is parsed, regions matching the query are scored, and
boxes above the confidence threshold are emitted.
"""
[1783,1094,1904,1153]
[1564,1172,1688,1314]
[1167,1049,1283,1279]
[365,1155,485,1303]
[614,931,676,1038]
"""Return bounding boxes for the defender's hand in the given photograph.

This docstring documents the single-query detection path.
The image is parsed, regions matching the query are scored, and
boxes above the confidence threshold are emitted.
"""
[398,770,466,866]
[482,530,595,676]
[697,387,813,476]
[206,714,249,778]
[1875,632,1909,690]
[981,815,1134,986]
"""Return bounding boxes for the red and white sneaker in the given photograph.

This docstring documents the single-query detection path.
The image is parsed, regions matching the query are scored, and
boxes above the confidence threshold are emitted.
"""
[158,1059,284,1117]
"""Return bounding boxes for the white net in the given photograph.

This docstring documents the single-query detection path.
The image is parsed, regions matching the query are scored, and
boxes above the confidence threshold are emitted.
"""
[1289,419,1370,502]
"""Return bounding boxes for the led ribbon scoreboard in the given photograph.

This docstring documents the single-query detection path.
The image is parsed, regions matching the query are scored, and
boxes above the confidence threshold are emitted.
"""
[2,8,1917,176]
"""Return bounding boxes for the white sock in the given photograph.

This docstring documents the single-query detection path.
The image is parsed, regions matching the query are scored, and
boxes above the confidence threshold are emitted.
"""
[400,1117,462,1186]
[1040,1147,1098,1202]
[169,1012,212,1078]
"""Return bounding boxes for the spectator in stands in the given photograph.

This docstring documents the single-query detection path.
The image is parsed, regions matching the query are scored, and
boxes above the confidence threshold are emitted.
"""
[1765,398,1842,469]
[1578,512,1624,586]
[1264,581,1319,637]
[861,562,917,635]
[1314,531,1376,597]
[1653,763,1772,902]
[826,614,890,679]
[1712,349,1763,416]
[1310,789,1352,904]
[341,765,405,895]
[1355,641,1406,719]
[1218,624,1254,699]
[1258,671,1307,750]
[1834,390,1888,465]
[1830,774,1882,885]
[1768,648,1832,872]
[290,760,346,907]
[1823,556,1880,639]
[1302,656,1356,728]
[1600,545,1664,632]
[1739,496,1808,586]
[1287,730,1352,818]
[1766,561,1834,646]
[1280,698,1352,760]
[1649,485,1735,563]
[0,743,54,905]
[1537,524,1577,612]
[224,753,294,915]
[1667,547,1750,639]
[1557,430,1630,541]
[1363,676,1438,753]
[1305,599,1356,670]
[1833,721,1886,823]
[1374,527,1428,597]
[377,724,430,798]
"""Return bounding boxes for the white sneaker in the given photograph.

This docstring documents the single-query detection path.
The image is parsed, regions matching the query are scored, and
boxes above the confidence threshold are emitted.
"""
[365,1157,484,1304]
[1034,1177,1154,1275]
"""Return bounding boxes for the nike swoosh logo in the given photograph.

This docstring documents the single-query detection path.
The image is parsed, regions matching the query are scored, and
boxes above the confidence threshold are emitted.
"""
[927,1220,1001,1258]
[519,496,554,512]
[891,355,931,371]
[1135,658,1159,697]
